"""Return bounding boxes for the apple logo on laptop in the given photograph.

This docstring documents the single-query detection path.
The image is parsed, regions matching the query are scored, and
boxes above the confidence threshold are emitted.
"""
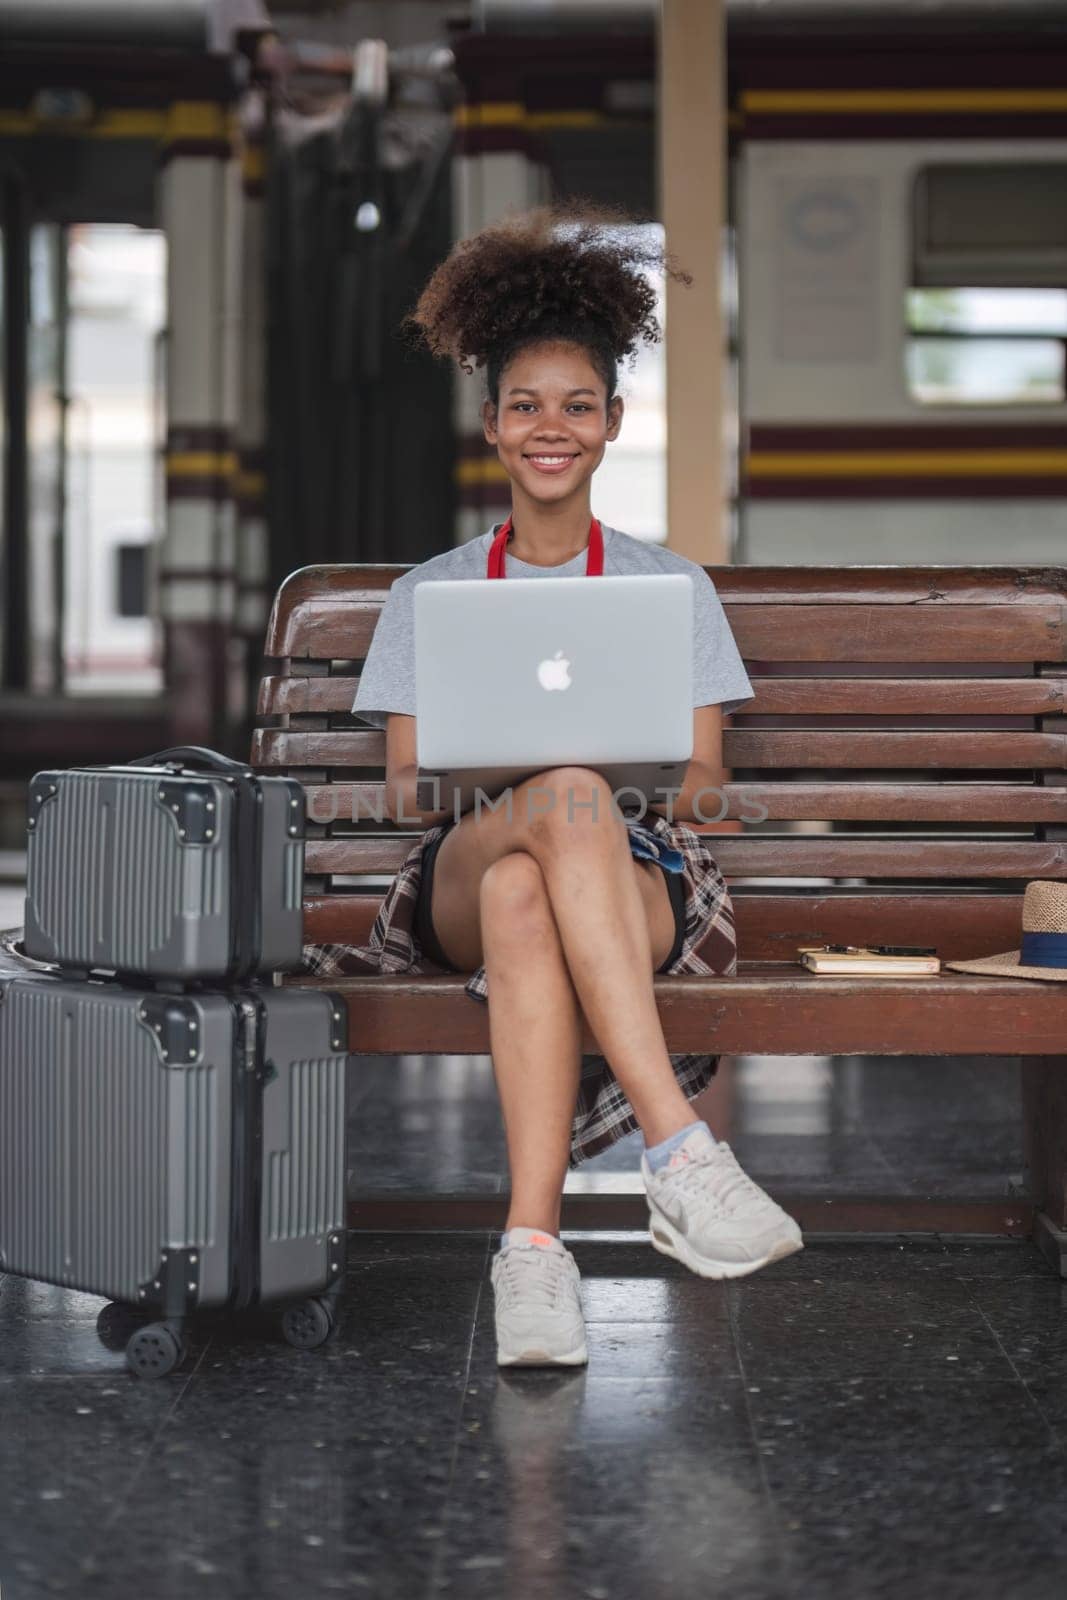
[537,650,572,692]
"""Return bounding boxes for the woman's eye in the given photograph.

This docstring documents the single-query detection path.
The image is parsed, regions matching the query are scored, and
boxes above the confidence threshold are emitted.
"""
[513,403,590,414]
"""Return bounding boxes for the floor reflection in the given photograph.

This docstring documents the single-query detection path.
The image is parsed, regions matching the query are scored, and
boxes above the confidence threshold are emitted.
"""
[349,1052,1023,1202]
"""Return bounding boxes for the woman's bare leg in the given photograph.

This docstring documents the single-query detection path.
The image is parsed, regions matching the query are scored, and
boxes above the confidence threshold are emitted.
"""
[479,853,583,1235]
[429,767,697,1146]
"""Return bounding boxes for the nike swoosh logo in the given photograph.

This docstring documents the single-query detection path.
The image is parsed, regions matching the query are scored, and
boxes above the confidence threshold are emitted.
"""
[656,1194,688,1235]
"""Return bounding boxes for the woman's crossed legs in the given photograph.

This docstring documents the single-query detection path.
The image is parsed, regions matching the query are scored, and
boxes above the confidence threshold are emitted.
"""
[426,766,699,1234]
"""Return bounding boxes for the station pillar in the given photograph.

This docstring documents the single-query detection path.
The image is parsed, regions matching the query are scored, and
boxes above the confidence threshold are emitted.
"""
[158,100,243,750]
[658,0,728,564]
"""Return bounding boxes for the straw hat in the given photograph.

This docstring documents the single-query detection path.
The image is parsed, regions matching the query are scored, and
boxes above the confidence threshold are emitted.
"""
[943,880,1067,982]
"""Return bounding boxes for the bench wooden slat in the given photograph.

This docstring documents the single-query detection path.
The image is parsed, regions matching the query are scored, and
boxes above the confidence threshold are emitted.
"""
[747,677,1067,715]
[266,599,1065,667]
[264,566,1067,661]
[257,673,1067,719]
[251,728,385,766]
[728,730,1067,769]
[720,891,1035,962]
[288,968,1067,1056]
[304,895,381,944]
[266,588,1064,665]
[303,835,1067,879]
[730,604,1065,662]
[708,567,1067,604]
[301,889,1031,961]
[267,567,400,658]
[301,780,1067,825]
[254,726,1067,772]
[258,677,363,715]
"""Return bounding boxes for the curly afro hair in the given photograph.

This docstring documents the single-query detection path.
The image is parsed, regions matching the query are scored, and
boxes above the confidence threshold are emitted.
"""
[401,195,692,407]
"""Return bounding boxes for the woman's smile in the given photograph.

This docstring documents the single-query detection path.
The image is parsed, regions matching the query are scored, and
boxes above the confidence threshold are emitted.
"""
[524,452,579,474]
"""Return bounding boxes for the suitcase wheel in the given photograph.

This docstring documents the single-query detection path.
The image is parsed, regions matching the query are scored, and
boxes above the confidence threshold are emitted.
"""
[96,1301,153,1352]
[125,1321,188,1379]
[280,1296,335,1351]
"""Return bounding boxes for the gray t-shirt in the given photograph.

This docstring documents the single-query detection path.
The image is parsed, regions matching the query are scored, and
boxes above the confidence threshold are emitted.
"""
[352,522,755,729]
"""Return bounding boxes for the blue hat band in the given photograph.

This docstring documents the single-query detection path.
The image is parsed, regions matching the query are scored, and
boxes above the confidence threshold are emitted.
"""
[1020,930,1067,969]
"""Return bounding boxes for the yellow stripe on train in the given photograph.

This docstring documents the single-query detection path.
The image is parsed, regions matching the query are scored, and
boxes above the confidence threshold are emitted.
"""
[746,451,1067,477]
[165,452,239,478]
[741,89,1067,114]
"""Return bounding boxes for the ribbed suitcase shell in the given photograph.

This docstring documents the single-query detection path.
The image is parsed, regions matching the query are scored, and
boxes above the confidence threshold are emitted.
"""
[22,764,305,980]
[0,970,347,1313]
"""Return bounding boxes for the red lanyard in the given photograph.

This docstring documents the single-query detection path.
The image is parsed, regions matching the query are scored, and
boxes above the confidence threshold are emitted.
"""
[486,515,604,579]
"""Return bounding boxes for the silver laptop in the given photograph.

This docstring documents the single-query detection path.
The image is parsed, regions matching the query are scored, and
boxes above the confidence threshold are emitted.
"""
[414,573,693,815]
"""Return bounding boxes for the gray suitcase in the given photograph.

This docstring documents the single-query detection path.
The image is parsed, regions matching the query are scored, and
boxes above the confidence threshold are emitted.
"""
[0,954,348,1378]
[22,746,305,982]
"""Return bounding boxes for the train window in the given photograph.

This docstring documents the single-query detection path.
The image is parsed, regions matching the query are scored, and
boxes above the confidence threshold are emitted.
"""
[905,287,1067,407]
[908,164,1067,406]
[913,164,1067,286]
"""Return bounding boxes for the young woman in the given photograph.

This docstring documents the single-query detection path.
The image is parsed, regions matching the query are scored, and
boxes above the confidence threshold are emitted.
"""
[301,202,802,1368]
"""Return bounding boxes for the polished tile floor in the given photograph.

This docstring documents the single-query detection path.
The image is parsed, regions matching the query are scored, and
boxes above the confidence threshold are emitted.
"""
[3,1235,1067,1599]
[3,1045,1066,1600]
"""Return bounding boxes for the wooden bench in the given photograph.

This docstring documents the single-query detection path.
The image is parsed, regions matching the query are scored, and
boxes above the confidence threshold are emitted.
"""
[254,563,1067,1266]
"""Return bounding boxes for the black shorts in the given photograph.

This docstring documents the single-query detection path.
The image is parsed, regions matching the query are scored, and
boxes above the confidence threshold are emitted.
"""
[413,824,688,976]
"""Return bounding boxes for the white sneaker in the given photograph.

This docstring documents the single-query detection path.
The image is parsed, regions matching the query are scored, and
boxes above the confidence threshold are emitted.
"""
[641,1126,804,1280]
[490,1227,588,1367]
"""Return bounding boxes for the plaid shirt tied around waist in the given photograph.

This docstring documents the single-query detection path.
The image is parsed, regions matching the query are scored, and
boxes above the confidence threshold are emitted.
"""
[298,813,739,1168]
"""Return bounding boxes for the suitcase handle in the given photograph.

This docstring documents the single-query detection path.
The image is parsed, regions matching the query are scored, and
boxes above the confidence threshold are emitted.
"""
[141,747,265,984]
[140,746,254,777]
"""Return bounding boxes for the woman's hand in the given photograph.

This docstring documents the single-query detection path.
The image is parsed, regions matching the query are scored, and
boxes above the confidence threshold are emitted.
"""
[647,704,727,826]
[384,714,453,827]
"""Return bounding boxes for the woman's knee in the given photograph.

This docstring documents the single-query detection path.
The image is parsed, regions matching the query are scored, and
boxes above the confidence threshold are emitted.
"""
[479,852,556,940]
[522,766,621,848]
